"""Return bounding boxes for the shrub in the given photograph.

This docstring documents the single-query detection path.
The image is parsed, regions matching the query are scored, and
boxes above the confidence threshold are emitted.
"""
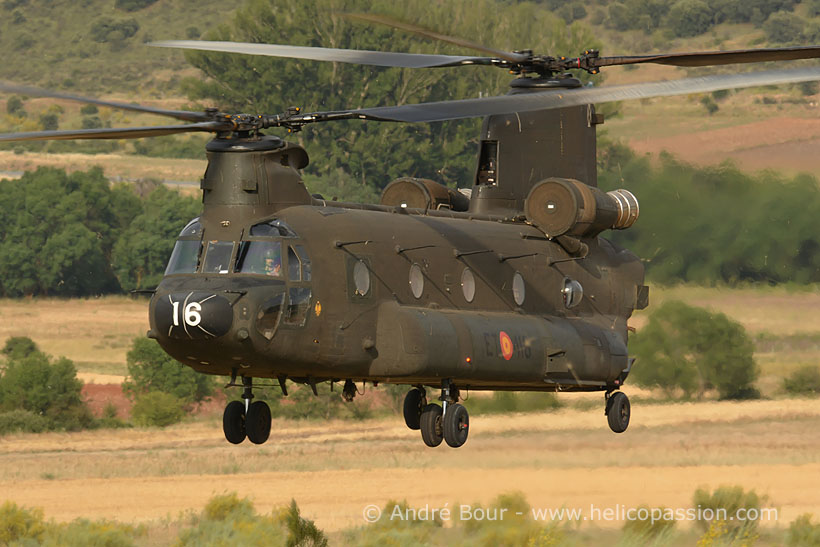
[80,104,99,115]
[783,365,820,396]
[89,17,139,43]
[693,485,766,535]
[39,112,59,131]
[177,493,289,546]
[0,501,46,544]
[622,505,676,539]
[786,514,820,547]
[630,301,758,400]
[48,519,142,546]
[122,338,214,405]
[115,0,158,11]
[0,409,50,434]
[131,391,185,427]
[5,95,25,117]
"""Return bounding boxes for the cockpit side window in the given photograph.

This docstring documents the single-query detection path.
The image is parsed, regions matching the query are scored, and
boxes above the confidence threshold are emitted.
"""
[250,219,297,238]
[202,241,234,274]
[236,241,283,277]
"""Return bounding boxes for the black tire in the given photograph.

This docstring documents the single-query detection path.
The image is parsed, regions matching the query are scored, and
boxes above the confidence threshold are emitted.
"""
[223,400,246,444]
[246,400,272,445]
[403,388,426,430]
[419,404,443,447]
[606,392,630,433]
[443,403,469,448]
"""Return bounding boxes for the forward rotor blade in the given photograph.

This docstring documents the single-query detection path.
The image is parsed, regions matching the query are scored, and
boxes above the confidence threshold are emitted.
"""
[598,45,820,68]
[0,82,211,123]
[343,13,528,64]
[335,66,820,123]
[151,40,496,69]
[0,121,230,142]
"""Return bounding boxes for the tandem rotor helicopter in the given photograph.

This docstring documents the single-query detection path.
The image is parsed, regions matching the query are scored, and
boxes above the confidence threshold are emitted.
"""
[2,14,820,448]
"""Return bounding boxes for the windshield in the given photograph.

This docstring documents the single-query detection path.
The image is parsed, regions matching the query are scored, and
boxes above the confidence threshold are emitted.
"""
[165,240,201,275]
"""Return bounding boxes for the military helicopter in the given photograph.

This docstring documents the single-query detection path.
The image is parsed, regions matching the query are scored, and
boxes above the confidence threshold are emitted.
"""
[2,16,820,449]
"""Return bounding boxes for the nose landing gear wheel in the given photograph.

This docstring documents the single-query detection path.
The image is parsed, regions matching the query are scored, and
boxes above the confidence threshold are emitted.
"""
[223,400,246,444]
[419,403,443,447]
[606,391,630,433]
[403,387,426,430]
[245,400,272,444]
[443,403,469,448]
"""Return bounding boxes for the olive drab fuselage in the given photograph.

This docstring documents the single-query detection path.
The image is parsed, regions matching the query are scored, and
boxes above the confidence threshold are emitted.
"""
[149,100,648,394]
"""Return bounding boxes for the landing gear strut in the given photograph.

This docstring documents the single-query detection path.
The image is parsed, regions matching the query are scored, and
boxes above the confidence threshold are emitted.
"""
[605,391,630,433]
[222,376,271,445]
[418,381,469,449]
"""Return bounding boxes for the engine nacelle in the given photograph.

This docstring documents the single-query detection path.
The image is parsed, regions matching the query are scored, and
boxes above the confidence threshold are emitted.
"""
[380,177,470,211]
[524,177,639,238]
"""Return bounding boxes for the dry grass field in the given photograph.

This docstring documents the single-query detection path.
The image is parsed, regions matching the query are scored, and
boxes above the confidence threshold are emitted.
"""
[0,285,818,543]
[1,398,818,536]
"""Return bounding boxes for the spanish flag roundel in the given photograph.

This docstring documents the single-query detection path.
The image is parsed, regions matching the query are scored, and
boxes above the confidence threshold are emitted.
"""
[499,331,514,361]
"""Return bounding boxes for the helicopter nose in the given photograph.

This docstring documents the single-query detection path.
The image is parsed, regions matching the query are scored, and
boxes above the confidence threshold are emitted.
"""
[153,291,233,340]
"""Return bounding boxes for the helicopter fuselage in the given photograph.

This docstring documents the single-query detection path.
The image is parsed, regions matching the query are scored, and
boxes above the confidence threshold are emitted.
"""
[148,134,646,394]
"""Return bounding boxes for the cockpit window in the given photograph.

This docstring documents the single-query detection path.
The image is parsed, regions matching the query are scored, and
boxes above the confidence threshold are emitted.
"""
[284,287,311,326]
[165,240,201,275]
[290,245,311,282]
[250,219,297,238]
[179,218,202,237]
[236,241,283,277]
[202,241,234,274]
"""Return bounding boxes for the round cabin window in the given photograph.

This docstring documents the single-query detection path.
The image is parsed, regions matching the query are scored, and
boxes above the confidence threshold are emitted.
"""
[512,272,525,306]
[461,268,476,303]
[562,278,584,309]
[353,260,370,296]
[409,263,424,299]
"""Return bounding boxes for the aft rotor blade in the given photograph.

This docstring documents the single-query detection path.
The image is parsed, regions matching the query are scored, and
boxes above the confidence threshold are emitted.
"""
[343,13,528,64]
[0,121,230,142]
[598,45,820,68]
[333,66,820,123]
[0,82,211,123]
[151,40,497,69]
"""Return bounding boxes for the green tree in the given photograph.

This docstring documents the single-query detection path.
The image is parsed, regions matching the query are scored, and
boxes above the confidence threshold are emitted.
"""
[182,0,601,192]
[630,301,758,399]
[111,185,201,289]
[0,338,94,431]
[667,0,714,38]
[122,338,214,404]
[764,11,804,43]
[0,167,140,296]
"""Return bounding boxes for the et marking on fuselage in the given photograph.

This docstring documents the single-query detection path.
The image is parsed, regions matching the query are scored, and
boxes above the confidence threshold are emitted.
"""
[484,331,533,361]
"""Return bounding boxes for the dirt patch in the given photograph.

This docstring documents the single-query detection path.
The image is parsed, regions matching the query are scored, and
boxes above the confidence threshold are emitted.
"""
[628,117,820,174]
[82,383,131,419]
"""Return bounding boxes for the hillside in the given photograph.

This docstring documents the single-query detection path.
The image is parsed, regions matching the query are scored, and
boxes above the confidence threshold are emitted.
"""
[1,0,820,179]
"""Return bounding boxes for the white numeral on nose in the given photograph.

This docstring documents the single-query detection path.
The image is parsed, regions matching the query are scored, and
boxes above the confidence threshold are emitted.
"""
[172,301,202,327]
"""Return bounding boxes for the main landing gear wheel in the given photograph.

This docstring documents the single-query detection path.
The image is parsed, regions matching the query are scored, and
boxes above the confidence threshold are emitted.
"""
[443,403,469,448]
[403,387,426,430]
[606,391,630,433]
[419,403,444,447]
[245,400,272,444]
[223,400,246,444]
